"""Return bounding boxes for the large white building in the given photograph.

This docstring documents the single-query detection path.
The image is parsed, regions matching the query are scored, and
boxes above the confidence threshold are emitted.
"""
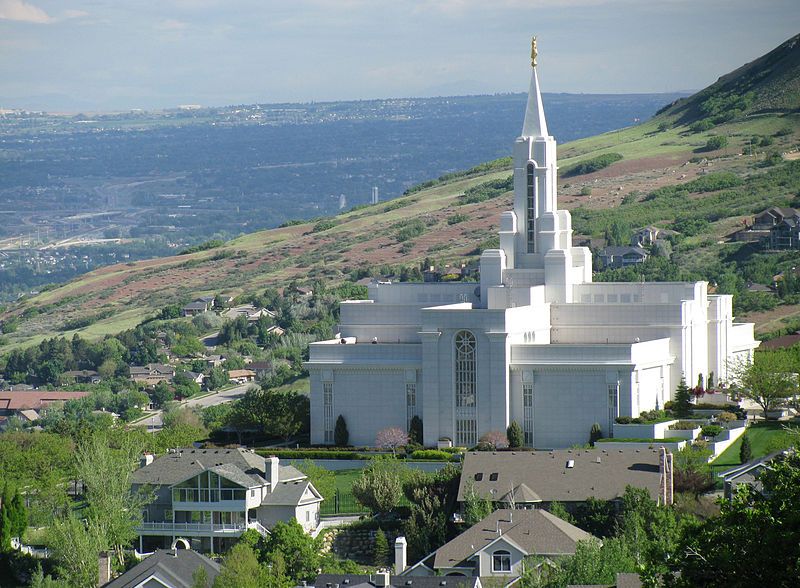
[306,43,759,449]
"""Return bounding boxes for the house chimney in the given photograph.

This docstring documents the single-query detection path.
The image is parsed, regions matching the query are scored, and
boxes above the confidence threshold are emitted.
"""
[98,551,111,587]
[265,456,280,490]
[394,536,407,574]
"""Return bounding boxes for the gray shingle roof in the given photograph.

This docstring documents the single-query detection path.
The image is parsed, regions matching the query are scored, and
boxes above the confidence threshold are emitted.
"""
[103,549,220,588]
[262,479,322,506]
[312,575,481,588]
[457,450,663,503]
[432,509,592,569]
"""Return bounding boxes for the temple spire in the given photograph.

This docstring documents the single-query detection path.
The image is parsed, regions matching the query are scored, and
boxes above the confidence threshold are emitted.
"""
[521,36,548,138]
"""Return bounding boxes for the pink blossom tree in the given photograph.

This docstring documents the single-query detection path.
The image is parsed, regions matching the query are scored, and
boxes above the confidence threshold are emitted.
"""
[479,430,509,450]
[375,427,409,455]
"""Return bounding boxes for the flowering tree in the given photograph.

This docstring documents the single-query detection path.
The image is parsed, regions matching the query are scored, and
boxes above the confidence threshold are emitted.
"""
[479,430,509,450]
[375,427,409,455]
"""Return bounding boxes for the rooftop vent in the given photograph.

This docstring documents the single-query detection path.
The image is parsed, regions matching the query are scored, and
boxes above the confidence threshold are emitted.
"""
[566,460,575,468]
[596,457,602,464]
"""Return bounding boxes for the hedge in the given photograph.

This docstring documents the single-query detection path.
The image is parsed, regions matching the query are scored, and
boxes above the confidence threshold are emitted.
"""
[408,450,456,461]
[596,438,663,443]
[255,449,366,460]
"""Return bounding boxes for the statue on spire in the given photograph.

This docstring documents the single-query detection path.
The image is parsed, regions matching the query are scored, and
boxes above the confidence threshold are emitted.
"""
[531,36,538,68]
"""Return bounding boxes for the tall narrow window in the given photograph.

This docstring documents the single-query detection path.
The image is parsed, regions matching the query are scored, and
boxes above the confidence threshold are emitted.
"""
[406,383,417,431]
[323,382,334,444]
[454,330,477,447]
[607,382,619,435]
[523,382,534,447]
[526,163,536,253]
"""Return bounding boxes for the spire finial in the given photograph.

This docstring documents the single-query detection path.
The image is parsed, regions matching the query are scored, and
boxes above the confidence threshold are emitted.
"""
[530,36,538,68]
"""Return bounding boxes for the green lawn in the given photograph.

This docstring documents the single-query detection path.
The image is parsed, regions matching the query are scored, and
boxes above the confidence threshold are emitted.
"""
[712,421,798,470]
[333,468,361,493]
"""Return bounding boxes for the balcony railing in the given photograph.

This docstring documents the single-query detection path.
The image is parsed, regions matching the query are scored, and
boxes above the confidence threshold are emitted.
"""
[138,522,246,535]
[171,488,246,503]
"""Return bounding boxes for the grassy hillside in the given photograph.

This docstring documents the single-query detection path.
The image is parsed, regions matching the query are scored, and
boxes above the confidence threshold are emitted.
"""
[1,37,800,350]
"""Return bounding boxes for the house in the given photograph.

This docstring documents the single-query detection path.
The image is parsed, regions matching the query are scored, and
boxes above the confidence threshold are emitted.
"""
[719,450,789,500]
[132,448,323,553]
[182,301,209,317]
[770,215,800,249]
[0,390,90,418]
[204,355,226,368]
[228,369,256,384]
[102,548,220,588]
[294,286,314,297]
[182,371,206,386]
[752,206,798,230]
[630,226,675,247]
[267,325,285,336]
[130,364,176,386]
[597,246,648,269]
[304,41,758,450]
[222,304,277,322]
[457,449,672,507]
[403,509,593,579]
[312,574,481,588]
[62,369,102,384]
[249,361,272,378]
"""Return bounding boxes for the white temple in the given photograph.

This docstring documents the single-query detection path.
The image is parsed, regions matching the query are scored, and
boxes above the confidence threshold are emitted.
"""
[306,41,759,449]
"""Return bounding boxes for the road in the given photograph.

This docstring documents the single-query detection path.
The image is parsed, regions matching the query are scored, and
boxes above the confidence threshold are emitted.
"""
[135,382,255,431]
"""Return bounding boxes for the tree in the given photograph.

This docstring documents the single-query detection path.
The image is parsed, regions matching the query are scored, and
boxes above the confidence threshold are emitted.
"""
[352,458,404,516]
[507,421,524,448]
[664,452,800,587]
[478,430,508,450]
[207,366,229,390]
[673,377,693,418]
[739,433,753,464]
[402,464,460,561]
[47,515,104,588]
[213,542,266,588]
[373,528,389,567]
[237,388,309,440]
[375,427,409,455]
[296,459,335,502]
[74,434,153,566]
[261,519,320,582]
[462,481,492,525]
[192,566,210,588]
[151,381,174,408]
[729,354,797,419]
[409,415,423,445]
[334,415,349,447]
[547,501,575,525]
[589,423,603,446]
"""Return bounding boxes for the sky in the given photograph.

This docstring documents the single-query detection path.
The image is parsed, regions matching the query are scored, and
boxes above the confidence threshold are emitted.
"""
[0,0,798,112]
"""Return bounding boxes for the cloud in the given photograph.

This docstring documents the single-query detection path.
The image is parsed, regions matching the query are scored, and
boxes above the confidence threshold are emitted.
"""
[0,0,52,23]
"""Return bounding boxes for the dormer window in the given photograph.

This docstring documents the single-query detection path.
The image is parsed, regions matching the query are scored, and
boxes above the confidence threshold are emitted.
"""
[492,550,512,572]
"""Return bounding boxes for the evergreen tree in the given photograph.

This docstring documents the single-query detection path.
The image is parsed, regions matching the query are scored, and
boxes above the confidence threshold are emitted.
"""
[506,421,524,448]
[589,423,603,446]
[739,433,752,464]
[373,528,389,567]
[10,487,27,538]
[409,415,423,445]
[334,415,349,447]
[674,377,693,418]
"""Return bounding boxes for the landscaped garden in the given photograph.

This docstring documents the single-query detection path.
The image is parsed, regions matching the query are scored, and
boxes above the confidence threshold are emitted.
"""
[711,421,799,469]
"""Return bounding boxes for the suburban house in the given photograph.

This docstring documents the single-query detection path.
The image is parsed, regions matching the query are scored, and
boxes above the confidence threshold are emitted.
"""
[182,371,206,386]
[102,549,220,588]
[0,390,90,420]
[130,364,176,386]
[733,207,800,248]
[770,215,800,249]
[457,449,672,508]
[597,246,648,269]
[630,226,675,247]
[313,574,481,588]
[222,304,277,322]
[720,450,789,500]
[228,369,256,384]
[132,448,323,553]
[402,509,592,579]
[182,301,209,317]
[248,361,272,378]
[62,369,102,384]
[204,355,226,368]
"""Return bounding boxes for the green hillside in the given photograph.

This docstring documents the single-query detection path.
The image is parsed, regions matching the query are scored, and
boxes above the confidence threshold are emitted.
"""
[1,36,800,351]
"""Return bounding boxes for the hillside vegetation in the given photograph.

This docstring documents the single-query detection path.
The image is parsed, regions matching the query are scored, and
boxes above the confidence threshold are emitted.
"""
[1,35,800,350]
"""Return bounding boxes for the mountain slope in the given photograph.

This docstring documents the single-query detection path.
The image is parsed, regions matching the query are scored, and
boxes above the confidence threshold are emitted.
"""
[1,37,800,349]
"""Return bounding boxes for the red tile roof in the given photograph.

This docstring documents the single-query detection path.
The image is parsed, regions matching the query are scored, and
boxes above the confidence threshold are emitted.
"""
[0,390,90,411]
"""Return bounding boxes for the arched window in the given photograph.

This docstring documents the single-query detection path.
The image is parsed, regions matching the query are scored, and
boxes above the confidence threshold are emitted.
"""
[526,163,536,253]
[492,550,512,572]
[454,330,477,447]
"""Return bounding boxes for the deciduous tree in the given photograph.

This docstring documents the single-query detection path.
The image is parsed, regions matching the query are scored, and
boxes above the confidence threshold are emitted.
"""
[729,354,797,419]
[352,458,404,516]
[375,427,409,455]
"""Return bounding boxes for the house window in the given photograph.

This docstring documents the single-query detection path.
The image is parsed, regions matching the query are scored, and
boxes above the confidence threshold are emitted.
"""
[454,331,477,447]
[607,382,619,434]
[323,382,334,444]
[526,163,536,253]
[306,510,310,522]
[492,550,512,573]
[523,382,534,446]
[406,383,417,431]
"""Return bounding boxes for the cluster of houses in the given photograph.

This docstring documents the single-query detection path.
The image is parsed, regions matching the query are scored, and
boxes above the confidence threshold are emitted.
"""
[0,389,90,428]
[731,206,800,250]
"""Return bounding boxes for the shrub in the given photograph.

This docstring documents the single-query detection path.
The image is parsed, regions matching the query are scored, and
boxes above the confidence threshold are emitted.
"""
[615,416,633,425]
[478,430,508,450]
[739,433,753,463]
[717,411,737,423]
[669,421,700,430]
[580,186,592,196]
[774,127,793,137]
[562,153,623,177]
[701,424,724,438]
[395,220,425,242]
[690,119,715,133]
[334,415,349,447]
[312,219,337,233]
[459,175,513,205]
[373,529,389,567]
[409,415,423,444]
[507,421,524,448]
[699,135,728,152]
[589,423,603,446]
[447,213,469,225]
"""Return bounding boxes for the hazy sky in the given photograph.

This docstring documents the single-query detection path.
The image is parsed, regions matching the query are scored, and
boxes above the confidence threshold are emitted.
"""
[0,0,797,111]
